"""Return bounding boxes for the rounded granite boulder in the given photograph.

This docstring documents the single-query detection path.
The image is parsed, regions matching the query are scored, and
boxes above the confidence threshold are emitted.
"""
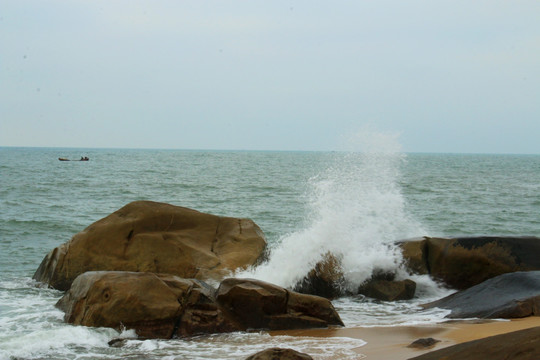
[34,201,267,290]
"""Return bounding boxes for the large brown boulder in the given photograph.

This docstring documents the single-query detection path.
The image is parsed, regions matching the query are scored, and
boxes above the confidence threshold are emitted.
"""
[34,201,267,290]
[56,272,344,339]
[423,271,540,319]
[56,271,238,339]
[408,326,540,360]
[399,236,540,289]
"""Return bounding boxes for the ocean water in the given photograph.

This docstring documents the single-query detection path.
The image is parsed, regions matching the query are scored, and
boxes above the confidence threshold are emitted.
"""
[1,144,539,360]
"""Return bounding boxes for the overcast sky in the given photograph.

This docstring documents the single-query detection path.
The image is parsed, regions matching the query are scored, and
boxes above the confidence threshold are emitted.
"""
[1,1,539,154]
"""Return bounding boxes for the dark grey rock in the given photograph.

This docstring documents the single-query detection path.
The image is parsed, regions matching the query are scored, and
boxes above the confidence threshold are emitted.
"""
[423,271,540,319]
[407,337,441,348]
[245,348,314,360]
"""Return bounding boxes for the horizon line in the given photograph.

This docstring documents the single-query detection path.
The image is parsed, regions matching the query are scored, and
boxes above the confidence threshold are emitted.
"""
[1,145,539,156]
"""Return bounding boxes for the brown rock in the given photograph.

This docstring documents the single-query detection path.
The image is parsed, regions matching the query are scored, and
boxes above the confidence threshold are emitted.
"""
[287,291,344,327]
[56,272,343,339]
[57,272,194,338]
[216,278,288,329]
[57,271,240,338]
[216,278,344,330]
[34,201,267,290]
[245,348,313,360]
[408,326,540,360]
[398,238,429,275]
[399,236,540,289]
[358,278,416,301]
[293,252,347,299]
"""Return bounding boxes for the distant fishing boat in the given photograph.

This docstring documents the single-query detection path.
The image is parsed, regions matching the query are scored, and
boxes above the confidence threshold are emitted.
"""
[58,157,89,161]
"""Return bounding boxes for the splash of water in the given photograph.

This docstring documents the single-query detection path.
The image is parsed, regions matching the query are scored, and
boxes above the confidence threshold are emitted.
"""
[242,130,426,291]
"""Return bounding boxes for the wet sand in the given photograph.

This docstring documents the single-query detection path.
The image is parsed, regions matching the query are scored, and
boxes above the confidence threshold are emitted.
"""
[271,317,540,360]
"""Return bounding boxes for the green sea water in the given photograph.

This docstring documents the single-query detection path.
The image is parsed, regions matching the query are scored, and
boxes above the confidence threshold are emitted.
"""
[1,146,539,359]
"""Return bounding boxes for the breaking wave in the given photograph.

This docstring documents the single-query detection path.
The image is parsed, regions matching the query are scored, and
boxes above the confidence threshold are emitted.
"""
[242,130,426,291]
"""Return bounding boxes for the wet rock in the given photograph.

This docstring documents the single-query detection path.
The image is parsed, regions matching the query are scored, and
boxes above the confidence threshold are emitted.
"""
[423,271,540,319]
[293,255,416,301]
[293,253,347,299]
[398,238,429,275]
[245,348,314,360]
[216,278,344,330]
[56,272,343,339]
[358,278,416,301]
[56,271,231,339]
[408,326,540,360]
[108,338,128,347]
[399,236,540,289]
[34,201,267,290]
[407,337,441,349]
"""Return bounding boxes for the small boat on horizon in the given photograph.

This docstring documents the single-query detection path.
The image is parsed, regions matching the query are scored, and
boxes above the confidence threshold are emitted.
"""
[58,157,89,161]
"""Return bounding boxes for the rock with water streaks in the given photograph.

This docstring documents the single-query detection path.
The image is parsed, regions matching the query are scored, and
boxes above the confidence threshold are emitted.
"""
[34,201,267,291]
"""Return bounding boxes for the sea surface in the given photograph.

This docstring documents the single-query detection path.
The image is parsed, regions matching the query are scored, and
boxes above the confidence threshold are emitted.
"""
[1,145,539,360]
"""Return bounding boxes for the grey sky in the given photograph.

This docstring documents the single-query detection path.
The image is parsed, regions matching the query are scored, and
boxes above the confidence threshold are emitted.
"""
[1,1,539,153]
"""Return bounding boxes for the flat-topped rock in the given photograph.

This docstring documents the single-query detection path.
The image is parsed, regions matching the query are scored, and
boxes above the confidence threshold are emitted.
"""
[34,201,267,290]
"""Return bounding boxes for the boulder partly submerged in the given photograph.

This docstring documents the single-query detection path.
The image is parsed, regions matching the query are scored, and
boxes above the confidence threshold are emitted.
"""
[34,201,267,290]
[56,271,344,339]
[399,236,540,289]
[423,271,540,319]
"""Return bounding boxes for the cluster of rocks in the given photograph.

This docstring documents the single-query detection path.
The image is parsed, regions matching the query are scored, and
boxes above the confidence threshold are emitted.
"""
[56,272,343,339]
[294,235,540,304]
[33,200,540,358]
[399,236,540,289]
[34,201,343,340]
[400,236,540,319]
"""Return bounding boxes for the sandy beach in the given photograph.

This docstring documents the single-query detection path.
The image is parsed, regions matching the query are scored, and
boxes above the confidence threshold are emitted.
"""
[271,317,540,359]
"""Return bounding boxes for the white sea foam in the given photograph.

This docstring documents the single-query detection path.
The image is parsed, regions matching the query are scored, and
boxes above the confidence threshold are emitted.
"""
[241,130,427,291]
